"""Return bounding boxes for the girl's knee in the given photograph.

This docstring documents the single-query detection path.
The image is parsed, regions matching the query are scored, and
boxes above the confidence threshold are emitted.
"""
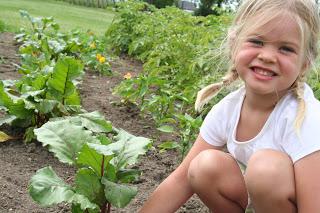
[245,149,295,199]
[188,149,226,182]
[188,150,248,209]
[246,149,293,177]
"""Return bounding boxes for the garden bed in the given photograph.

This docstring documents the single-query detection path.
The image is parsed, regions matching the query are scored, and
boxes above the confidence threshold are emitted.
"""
[0,32,208,213]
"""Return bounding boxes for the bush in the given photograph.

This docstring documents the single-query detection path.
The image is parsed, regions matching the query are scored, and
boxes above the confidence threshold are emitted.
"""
[194,0,224,16]
[143,0,175,8]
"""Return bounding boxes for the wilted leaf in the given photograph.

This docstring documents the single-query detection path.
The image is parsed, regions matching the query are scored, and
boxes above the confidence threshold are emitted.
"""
[0,131,13,142]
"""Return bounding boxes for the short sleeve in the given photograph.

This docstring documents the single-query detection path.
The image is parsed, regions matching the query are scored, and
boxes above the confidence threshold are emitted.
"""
[200,100,228,147]
[280,100,320,163]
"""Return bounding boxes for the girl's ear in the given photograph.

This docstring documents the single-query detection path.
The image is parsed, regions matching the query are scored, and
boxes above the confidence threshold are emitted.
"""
[301,59,311,74]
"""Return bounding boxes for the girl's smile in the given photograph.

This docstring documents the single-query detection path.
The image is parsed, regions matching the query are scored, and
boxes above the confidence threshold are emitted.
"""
[250,66,278,80]
[234,14,305,99]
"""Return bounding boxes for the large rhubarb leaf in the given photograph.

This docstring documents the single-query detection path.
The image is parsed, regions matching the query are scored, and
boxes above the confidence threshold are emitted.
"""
[88,129,151,169]
[75,168,105,206]
[0,81,32,119]
[77,111,113,133]
[56,111,113,133]
[77,144,109,177]
[47,57,83,103]
[34,119,98,165]
[29,167,98,210]
[101,177,137,208]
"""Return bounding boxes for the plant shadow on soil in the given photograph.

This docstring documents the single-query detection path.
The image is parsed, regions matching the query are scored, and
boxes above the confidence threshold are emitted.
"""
[0,32,209,213]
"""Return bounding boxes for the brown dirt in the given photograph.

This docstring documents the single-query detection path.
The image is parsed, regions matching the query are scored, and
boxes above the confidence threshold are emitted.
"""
[0,32,208,213]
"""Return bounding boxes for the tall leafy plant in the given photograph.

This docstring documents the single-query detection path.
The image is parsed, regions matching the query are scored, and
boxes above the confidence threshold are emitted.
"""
[29,112,152,212]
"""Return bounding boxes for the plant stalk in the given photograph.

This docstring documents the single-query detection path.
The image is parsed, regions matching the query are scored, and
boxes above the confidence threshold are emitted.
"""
[107,202,111,213]
[100,155,110,213]
[101,155,105,177]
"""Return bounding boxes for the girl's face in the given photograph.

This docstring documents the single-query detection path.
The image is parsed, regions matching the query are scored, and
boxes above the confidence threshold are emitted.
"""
[234,15,305,98]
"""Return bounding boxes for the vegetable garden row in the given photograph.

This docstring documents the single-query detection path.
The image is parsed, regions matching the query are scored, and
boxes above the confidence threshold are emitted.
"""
[1,1,320,212]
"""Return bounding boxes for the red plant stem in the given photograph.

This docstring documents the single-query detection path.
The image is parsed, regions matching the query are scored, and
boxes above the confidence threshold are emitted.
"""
[100,155,108,213]
[107,203,111,213]
[101,201,106,213]
[101,201,111,213]
[101,155,105,177]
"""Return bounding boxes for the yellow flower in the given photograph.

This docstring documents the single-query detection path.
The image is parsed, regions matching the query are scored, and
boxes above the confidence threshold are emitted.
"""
[87,31,94,35]
[96,54,102,60]
[90,42,96,49]
[124,72,132,79]
[99,56,106,64]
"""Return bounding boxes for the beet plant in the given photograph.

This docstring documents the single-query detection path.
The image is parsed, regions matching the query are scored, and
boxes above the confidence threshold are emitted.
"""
[29,111,152,212]
[0,56,84,142]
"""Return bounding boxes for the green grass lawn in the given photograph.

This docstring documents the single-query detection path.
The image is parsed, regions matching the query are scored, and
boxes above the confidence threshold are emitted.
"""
[0,0,115,36]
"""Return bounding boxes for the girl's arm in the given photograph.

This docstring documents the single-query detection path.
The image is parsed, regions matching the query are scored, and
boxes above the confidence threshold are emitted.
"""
[139,134,223,213]
[294,150,320,212]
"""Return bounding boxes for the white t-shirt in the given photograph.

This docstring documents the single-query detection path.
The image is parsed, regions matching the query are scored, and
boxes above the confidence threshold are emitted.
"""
[200,83,320,165]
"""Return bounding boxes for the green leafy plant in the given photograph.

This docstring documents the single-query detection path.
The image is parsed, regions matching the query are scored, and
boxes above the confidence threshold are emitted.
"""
[0,56,84,142]
[0,11,113,142]
[110,5,229,121]
[157,113,202,159]
[16,10,111,75]
[29,111,152,212]
[107,2,230,157]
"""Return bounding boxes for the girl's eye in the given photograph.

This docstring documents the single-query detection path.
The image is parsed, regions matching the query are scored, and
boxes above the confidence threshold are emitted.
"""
[280,46,295,53]
[247,38,263,46]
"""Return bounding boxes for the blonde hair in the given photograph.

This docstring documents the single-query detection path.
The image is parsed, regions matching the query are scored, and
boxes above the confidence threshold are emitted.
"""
[195,0,320,130]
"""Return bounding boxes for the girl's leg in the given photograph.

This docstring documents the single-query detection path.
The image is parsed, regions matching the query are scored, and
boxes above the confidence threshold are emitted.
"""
[245,149,297,213]
[187,149,248,213]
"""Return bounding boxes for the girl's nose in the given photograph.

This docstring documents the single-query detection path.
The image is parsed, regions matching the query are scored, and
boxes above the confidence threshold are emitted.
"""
[257,49,277,63]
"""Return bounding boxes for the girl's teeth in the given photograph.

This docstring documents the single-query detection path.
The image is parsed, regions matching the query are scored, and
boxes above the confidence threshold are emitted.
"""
[254,68,274,77]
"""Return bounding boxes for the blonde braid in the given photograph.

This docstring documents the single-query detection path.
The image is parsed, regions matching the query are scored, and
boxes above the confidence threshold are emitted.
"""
[195,68,239,112]
[291,77,306,131]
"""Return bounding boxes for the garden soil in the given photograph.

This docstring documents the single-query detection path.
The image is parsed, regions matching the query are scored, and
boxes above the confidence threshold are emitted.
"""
[0,32,209,213]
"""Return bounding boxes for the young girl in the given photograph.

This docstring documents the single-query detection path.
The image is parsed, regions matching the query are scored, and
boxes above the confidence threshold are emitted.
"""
[140,0,320,212]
